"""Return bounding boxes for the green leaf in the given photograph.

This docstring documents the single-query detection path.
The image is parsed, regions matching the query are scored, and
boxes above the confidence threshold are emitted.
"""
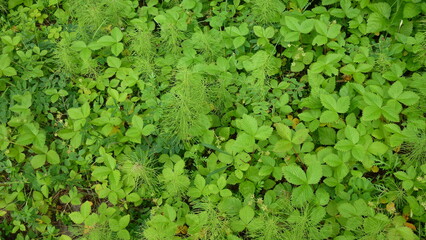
[300,19,314,34]
[46,150,60,164]
[117,229,130,240]
[403,3,421,18]
[0,55,11,69]
[97,36,116,46]
[345,126,359,144]
[284,31,300,42]
[320,110,339,123]
[92,166,112,180]
[292,129,310,144]
[327,24,341,39]
[2,67,17,76]
[253,26,263,37]
[335,140,353,152]
[366,13,387,33]
[338,203,358,217]
[141,124,156,136]
[119,215,130,229]
[126,193,141,202]
[324,154,342,167]
[107,56,122,69]
[131,115,144,130]
[285,16,300,32]
[368,142,388,155]
[236,115,258,136]
[239,205,254,225]
[111,43,124,56]
[275,123,292,140]
[273,140,293,153]
[80,201,91,218]
[181,0,196,9]
[307,162,322,184]
[194,174,205,190]
[320,94,337,111]
[67,107,84,120]
[31,155,46,169]
[111,27,123,42]
[233,36,246,48]
[315,20,328,36]
[388,81,403,99]
[382,100,402,122]
[69,212,85,224]
[370,2,391,17]
[282,165,307,185]
[255,126,273,140]
[85,214,98,226]
[336,96,350,113]
[292,184,314,206]
[234,133,255,153]
[397,91,419,106]
[362,106,381,121]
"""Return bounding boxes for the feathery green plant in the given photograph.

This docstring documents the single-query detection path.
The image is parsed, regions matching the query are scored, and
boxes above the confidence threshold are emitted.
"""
[120,147,159,195]
[154,8,187,54]
[54,32,80,75]
[250,0,286,24]
[64,0,107,40]
[161,68,210,141]
[188,200,232,240]
[401,129,426,166]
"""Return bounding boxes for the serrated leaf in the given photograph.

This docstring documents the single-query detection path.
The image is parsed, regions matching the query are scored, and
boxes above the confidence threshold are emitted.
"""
[388,81,403,99]
[69,212,85,224]
[397,91,419,106]
[282,165,307,185]
[403,3,421,18]
[141,124,156,136]
[275,123,292,140]
[324,154,342,167]
[336,96,350,113]
[362,105,381,121]
[292,129,310,144]
[239,206,254,225]
[233,36,246,48]
[194,174,205,190]
[80,201,91,218]
[107,56,122,69]
[335,140,353,152]
[111,27,123,42]
[31,155,46,169]
[92,166,112,180]
[285,16,300,32]
[368,142,388,155]
[320,110,339,123]
[320,94,337,111]
[307,162,322,184]
[46,150,60,164]
[255,126,273,140]
[345,126,359,144]
[338,203,358,217]
[119,215,130,229]
[273,139,293,153]
[292,184,314,206]
[236,115,258,136]
[327,24,341,39]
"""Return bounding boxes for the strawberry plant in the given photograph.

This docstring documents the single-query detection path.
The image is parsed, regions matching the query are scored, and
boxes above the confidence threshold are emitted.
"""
[0,0,425,239]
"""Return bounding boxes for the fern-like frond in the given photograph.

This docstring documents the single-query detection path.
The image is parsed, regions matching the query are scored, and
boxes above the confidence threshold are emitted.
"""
[54,32,80,75]
[251,0,286,24]
[120,147,159,195]
[161,68,210,141]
